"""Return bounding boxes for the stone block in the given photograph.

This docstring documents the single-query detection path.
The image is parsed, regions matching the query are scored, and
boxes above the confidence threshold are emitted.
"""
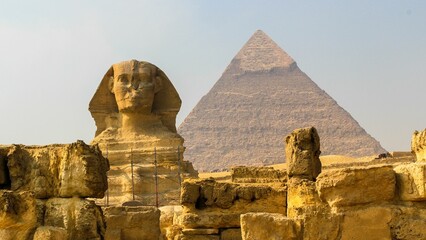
[303,209,342,240]
[181,179,286,211]
[181,181,200,204]
[178,212,241,229]
[182,228,219,235]
[159,205,182,238]
[33,226,68,240]
[221,228,242,240]
[412,129,426,162]
[181,235,219,240]
[0,190,37,240]
[6,141,109,198]
[44,198,105,239]
[341,207,392,240]
[104,206,160,240]
[241,213,302,240]
[394,163,426,201]
[390,207,426,240]
[287,178,321,218]
[285,127,321,180]
[316,166,395,207]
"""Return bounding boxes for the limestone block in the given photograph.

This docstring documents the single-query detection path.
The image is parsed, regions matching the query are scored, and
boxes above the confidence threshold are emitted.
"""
[159,205,182,238]
[178,212,241,229]
[104,206,160,240]
[287,185,340,240]
[180,235,219,240]
[390,207,426,240]
[412,129,426,162]
[33,226,68,240]
[240,213,302,240]
[394,163,426,201]
[44,198,105,240]
[166,225,183,240]
[316,166,395,207]
[182,179,286,211]
[285,127,321,180]
[6,141,109,198]
[303,209,342,240]
[341,207,392,240]
[221,228,242,240]
[181,181,200,204]
[182,228,219,235]
[0,191,37,240]
[287,178,321,218]
[231,166,286,183]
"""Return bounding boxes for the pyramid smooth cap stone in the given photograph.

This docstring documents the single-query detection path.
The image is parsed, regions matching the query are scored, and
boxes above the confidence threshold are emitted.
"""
[233,30,295,72]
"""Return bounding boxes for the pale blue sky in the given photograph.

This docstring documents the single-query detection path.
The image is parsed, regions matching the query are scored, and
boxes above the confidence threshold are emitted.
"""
[1,1,425,152]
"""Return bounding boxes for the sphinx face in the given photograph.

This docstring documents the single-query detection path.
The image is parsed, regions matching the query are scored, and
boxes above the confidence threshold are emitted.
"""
[112,66,155,114]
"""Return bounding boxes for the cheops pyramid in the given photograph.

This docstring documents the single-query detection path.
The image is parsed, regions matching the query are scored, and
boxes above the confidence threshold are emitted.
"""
[178,30,386,172]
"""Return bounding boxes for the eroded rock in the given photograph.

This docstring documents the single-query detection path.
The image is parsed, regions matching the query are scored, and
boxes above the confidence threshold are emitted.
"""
[241,213,302,240]
[44,198,105,239]
[181,179,286,211]
[285,127,321,180]
[103,206,160,240]
[390,206,426,240]
[412,129,426,162]
[341,207,392,240]
[0,191,37,240]
[394,163,426,201]
[220,228,242,240]
[316,166,395,207]
[33,226,68,240]
[6,141,109,198]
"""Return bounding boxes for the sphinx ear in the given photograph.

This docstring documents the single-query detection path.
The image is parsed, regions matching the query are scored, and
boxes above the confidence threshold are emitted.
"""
[108,76,114,93]
[154,76,163,93]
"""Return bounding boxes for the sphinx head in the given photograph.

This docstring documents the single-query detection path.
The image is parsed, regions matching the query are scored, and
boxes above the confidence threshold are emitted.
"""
[89,60,181,136]
[109,60,162,114]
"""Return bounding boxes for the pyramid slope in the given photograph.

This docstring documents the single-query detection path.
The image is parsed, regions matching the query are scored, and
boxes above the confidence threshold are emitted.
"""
[179,31,386,172]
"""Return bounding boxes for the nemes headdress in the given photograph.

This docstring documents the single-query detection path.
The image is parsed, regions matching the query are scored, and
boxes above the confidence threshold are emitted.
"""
[89,60,181,137]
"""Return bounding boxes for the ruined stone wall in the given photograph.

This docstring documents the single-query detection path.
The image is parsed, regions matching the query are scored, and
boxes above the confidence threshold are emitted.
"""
[241,128,426,240]
[163,166,286,240]
[165,128,426,240]
[0,141,109,240]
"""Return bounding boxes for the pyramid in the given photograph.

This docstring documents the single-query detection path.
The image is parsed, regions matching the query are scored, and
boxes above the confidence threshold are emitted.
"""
[178,30,386,172]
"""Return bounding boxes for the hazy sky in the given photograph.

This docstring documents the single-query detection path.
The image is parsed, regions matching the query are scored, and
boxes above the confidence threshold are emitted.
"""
[1,1,425,152]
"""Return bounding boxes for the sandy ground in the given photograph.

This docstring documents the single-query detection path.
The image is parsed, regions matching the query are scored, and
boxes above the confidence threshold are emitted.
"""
[198,154,377,179]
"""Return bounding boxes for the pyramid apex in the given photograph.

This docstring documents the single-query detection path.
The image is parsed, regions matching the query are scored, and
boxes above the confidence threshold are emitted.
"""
[232,30,295,72]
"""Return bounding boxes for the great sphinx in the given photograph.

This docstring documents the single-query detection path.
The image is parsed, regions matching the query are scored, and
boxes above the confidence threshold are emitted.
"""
[89,59,197,205]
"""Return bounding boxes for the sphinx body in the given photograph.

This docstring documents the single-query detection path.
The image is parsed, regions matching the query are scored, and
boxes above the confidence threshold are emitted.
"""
[89,60,197,206]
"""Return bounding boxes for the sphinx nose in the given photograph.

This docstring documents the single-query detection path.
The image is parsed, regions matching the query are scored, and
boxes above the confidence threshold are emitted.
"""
[131,78,139,90]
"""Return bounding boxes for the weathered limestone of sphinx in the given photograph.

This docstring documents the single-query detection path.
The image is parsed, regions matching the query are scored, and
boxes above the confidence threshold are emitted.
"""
[285,127,322,180]
[412,128,426,162]
[89,59,197,206]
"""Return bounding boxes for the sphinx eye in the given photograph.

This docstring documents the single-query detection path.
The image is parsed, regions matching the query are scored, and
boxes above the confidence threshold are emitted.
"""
[117,76,129,84]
